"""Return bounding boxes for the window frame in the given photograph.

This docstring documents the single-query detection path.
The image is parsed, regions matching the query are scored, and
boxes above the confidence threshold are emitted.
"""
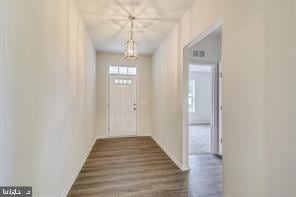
[109,65,137,75]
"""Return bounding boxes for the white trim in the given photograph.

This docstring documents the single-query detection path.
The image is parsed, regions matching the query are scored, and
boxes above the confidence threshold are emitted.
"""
[136,71,140,136]
[97,133,151,139]
[105,135,137,139]
[96,135,109,139]
[61,137,97,197]
[152,136,189,171]
[107,71,110,137]
[182,164,190,171]
[212,63,219,154]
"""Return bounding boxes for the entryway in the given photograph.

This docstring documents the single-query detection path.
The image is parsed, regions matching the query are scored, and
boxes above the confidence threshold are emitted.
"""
[108,66,138,137]
[182,23,223,196]
[186,27,223,157]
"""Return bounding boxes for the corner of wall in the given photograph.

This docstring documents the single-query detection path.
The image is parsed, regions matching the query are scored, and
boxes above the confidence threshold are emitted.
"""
[151,135,186,171]
[61,137,97,197]
[137,132,151,137]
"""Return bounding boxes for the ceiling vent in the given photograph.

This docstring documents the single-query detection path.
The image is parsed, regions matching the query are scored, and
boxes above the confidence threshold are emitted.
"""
[192,49,206,58]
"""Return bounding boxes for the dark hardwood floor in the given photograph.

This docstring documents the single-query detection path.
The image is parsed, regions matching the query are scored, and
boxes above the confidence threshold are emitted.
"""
[68,137,222,197]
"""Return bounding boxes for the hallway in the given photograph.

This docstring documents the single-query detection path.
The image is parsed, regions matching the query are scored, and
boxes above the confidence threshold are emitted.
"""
[68,137,222,197]
[1,0,295,196]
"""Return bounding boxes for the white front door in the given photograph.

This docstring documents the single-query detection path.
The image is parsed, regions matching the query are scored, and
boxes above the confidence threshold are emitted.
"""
[109,75,137,137]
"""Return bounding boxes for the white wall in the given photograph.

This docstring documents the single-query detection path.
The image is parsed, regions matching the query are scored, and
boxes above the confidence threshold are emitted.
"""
[190,34,222,63]
[152,25,184,169]
[96,52,152,138]
[0,0,96,196]
[152,0,296,196]
[189,70,212,124]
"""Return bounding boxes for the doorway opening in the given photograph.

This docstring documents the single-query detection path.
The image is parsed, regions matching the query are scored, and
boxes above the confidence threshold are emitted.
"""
[188,64,214,155]
[108,65,138,137]
[182,23,223,195]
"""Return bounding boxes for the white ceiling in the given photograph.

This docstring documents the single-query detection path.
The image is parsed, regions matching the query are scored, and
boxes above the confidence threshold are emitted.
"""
[74,0,194,55]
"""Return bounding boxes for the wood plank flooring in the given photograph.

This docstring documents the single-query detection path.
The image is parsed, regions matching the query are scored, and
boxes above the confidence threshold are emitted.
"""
[68,137,222,197]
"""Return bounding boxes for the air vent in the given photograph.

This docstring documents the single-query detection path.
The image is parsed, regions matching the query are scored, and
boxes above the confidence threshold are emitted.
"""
[192,49,206,58]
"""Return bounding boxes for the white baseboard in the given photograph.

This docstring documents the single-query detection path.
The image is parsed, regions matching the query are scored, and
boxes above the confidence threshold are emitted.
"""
[182,164,190,171]
[96,133,151,139]
[137,133,151,137]
[61,137,97,197]
[96,135,108,139]
[151,136,188,171]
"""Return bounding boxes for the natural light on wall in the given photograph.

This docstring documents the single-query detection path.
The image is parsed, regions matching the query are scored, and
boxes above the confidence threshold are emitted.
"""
[188,79,195,113]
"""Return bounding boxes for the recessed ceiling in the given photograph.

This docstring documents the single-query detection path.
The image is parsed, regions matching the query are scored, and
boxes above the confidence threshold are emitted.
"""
[74,0,194,55]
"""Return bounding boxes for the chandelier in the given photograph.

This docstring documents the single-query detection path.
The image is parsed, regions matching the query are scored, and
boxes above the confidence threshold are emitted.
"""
[124,15,138,60]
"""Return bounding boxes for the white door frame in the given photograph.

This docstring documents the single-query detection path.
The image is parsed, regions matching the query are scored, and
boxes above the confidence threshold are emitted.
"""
[107,67,139,138]
[218,62,223,155]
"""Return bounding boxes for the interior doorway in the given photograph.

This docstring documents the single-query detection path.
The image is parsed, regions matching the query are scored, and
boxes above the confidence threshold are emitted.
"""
[182,23,223,171]
[108,66,138,137]
[188,64,214,155]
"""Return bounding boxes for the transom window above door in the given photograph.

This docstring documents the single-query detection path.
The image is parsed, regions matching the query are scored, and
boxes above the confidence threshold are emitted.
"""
[109,66,137,75]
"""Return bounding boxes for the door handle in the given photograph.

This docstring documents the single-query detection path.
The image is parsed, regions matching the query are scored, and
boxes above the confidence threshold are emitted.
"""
[133,104,136,111]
